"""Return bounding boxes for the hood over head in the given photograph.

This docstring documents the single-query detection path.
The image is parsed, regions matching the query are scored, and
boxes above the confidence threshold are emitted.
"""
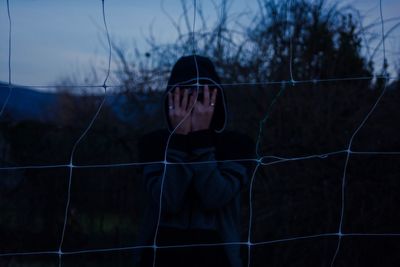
[163,55,227,133]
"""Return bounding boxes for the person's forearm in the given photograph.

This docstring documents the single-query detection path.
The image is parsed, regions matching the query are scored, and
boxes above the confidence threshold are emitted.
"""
[143,148,193,213]
[188,130,248,210]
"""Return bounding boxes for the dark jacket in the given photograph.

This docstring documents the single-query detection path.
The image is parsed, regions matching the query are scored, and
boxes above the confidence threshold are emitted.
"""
[136,55,256,267]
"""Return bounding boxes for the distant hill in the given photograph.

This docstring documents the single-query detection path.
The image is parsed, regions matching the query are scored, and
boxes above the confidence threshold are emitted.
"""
[0,82,161,123]
[0,82,58,121]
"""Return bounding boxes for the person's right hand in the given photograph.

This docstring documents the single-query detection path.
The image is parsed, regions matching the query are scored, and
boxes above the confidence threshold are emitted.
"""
[168,87,195,135]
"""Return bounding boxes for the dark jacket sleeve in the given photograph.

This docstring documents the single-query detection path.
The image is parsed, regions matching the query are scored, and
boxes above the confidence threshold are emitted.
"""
[188,129,255,210]
[138,131,193,213]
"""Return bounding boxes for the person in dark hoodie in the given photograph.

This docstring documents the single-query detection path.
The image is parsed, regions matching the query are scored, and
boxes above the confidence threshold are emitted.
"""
[136,55,255,267]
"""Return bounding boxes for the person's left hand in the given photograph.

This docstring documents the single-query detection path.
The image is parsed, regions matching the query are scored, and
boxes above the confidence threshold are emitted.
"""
[191,85,217,132]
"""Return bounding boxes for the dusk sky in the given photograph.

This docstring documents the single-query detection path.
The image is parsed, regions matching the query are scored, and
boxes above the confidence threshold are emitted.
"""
[0,0,399,87]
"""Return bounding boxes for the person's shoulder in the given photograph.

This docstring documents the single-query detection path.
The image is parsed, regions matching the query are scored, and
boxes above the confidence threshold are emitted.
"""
[219,130,255,146]
[216,130,256,158]
[138,128,172,145]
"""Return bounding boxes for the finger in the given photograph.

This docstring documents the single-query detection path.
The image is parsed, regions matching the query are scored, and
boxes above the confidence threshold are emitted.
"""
[210,88,217,107]
[182,88,189,111]
[203,84,210,106]
[187,94,196,113]
[188,93,196,112]
[174,87,180,110]
[168,90,173,109]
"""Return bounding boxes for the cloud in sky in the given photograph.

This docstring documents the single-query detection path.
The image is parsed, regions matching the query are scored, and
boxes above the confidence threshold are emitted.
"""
[0,0,399,86]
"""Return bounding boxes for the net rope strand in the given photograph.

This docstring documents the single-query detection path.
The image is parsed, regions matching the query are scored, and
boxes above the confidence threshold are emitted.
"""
[0,75,396,90]
[1,149,400,171]
[151,1,202,265]
[57,1,112,266]
[255,0,297,159]
[3,232,400,258]
[152,0,212,265]
[101,0,112,87]
[0,0,12,118]
[249,1,295,265]
[288,0,295,84]
[330,0,389,266]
